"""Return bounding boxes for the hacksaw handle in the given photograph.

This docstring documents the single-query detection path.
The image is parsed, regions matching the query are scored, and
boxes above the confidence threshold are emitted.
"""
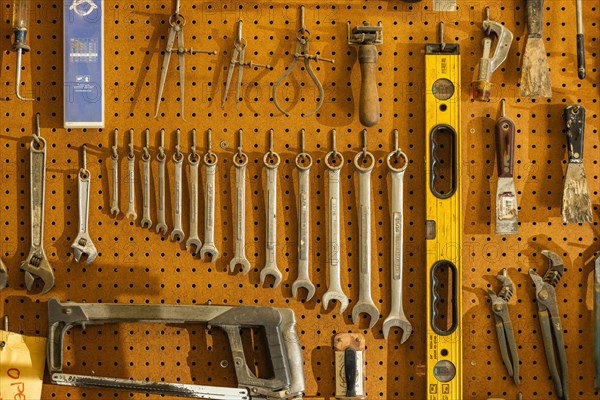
[526,0,544,38]
[495,116,515,178]
[563,105,585,162]
[358,45,380,127]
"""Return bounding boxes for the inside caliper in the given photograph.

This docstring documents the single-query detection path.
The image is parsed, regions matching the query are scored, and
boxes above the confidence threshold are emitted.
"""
[47,299,305,400]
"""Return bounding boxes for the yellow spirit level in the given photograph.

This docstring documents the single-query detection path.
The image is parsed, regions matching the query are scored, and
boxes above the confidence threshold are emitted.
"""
[425,22,462,400]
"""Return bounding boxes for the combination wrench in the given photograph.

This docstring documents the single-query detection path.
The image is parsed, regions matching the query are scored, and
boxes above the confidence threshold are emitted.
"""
[322,130,349,314]
[291,129,315,301]
[125,129,137,221]
[186,129,202,255]
[229,129,251,275]
[382,133,412,343]
[71,145,98,264]
[155,129,168,235]
[171,129,185,242]
[140,129,152,228]
[260,130,282,288]
[199,129,219,262]
[351,131,379,329]
[21,113,54,294]
[110,129,120,216]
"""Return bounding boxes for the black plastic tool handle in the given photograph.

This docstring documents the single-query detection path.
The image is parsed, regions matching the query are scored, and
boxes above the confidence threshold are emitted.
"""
[577,34,586,79]
[563,105,586,162]
[526,0,544,38]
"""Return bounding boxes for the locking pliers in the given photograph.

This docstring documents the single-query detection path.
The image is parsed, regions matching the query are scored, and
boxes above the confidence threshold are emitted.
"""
[487,269,520,385]
[529,250,569,400]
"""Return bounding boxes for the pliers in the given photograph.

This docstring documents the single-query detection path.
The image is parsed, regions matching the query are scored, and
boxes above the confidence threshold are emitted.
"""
[594,255,600,390]
[487,269,520,385]
[529,250,569,400]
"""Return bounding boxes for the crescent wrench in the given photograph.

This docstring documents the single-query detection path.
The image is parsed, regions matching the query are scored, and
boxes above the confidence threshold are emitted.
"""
[71,145,98,264]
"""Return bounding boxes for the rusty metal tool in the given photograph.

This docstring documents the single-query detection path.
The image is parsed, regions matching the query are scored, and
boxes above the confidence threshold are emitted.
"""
[488,269,520,385]
[347,22,383,127]
[561,105,592,224]
[12,0,34,101]
[472,7,513,102]
[495,99,518,235]
[222,19,271,109]
[529,250,569,400]
[594,255,600,389]
[576,0,585,79]
[520,0,552,98]
[273,6,334,118]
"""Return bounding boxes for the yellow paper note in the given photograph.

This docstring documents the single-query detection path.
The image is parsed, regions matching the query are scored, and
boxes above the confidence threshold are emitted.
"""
[0,330,46,400]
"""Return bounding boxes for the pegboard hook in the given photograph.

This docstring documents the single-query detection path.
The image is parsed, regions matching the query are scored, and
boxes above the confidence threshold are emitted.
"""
[143,129,150,159]
[32,113,41,145]
[361,129,368,158]
[438,22,445,51]
[331,129,338,157]
[175,129,182,158]
[128,129,134,158]
[237,129,244,159]
[191,128,197,156]
[81,144,87,170]
[158,128,165,158]
[501,98,506,118]
[300,129,306,154]
[112,129,118,158]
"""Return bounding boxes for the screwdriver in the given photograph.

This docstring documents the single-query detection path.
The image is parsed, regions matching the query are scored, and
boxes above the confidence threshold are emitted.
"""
[13,0,34,101]
[576,0,585,79]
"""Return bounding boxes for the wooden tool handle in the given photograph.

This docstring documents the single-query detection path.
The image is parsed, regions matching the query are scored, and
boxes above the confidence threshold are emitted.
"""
[526,0,544,38]
[358,45,380,127]
[495,116,515,178]
[563,105,585,162]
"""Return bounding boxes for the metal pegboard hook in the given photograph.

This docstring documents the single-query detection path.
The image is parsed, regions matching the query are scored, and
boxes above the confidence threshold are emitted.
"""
[299,5,306,33]
[175,128,182,158]
[300,128,306,154]
[267,128,274,155]
[191,128,197,156]
[158,128,165,158]
[331,129,338,157]
[143,128,150,159]
[81,144,87,170]
[438,22,445,51]
[128,129,134,159]
[33,112,41,145]
[237,129,244,158]
[112,129,118,158]
[361,129,368,158]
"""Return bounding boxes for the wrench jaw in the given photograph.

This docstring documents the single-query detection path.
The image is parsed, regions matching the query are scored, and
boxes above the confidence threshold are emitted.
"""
[229,258,251,276]
[21,251,54,294]
[291,280,316,302]
[170,229,185,243]
[110,206,120,217]
[125,210,137,221]
[155,222,168,236]
[351,303,380,329]
[382,317,413,344]
[322,291,349,314]
[198,244,219,262]
[140,218,152,229]
[71,233,98,265]
[185,238,202,256]
[260,267,283,288]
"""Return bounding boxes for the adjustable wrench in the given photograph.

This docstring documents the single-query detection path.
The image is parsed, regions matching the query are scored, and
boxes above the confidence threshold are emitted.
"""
[260,130,282,288]
[199,129,219,262]
[125,129,137,221]
[71,145,98,264]
[140,129,152,228]
[186,129,202,255]
[351,133,379,329]
[155,129,168,235]
[171,129,185,242]
[322,130,349,314]
[110,129,120,216]
[291,130,315,301]
[382,140,412,343]
[21,113,54,294]
[229,129,251,275]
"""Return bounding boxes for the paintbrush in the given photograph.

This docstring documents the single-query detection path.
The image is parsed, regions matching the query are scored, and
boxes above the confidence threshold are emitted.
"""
[562,105,592,224]
[520,0,552,98]
[495,99,518,235]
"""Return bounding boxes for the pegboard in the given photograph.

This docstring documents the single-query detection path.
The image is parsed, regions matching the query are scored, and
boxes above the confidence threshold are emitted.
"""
[0,0,599,399]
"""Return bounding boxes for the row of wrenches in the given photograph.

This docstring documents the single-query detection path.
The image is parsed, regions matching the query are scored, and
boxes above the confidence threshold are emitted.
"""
[114,127,412,339]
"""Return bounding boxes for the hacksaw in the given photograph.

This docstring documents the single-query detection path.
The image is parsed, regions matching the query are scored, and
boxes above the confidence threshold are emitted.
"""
[424,22,462,400]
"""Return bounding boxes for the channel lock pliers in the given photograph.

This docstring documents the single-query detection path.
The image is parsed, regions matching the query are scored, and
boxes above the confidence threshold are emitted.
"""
[529,250,569,400]
[487,269,520,385]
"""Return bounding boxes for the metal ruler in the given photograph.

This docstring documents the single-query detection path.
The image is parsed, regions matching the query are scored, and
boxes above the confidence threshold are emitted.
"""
[424,22,462,400]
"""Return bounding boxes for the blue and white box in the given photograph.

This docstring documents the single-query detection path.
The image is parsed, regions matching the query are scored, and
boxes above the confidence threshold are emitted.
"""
[64,0,104,128]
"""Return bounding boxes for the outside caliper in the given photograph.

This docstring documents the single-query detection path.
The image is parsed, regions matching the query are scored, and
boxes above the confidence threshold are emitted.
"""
[472,7,513,101]
[47,299,305,400]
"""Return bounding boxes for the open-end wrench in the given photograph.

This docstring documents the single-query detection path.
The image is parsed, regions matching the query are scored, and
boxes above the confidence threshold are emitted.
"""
[199,129,219,262]
[71,145,98,264]
[171,129,185,242]
[186,129,202,255]
[110,129,120,217]
[351,131,379,329]
[155,129,168,235]
[322,130,349,314]
[21,113,54,294]
[229,129,251,275]
[140,129,152,228]
[260,130,282,288]
[383,133,412,343]
[291,129,315,301]
[125,129,137,221]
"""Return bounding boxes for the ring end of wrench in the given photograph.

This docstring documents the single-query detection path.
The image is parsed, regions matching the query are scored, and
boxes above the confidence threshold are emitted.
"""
[291,280,316,302]
[229,258,251,275]
[322,290,349,314]
[199,244,219,262]
[185,238,202,256]
[170,230,185,243]
[140,218,153,229]
[260,268,282,288]
[155,223,168,236]
[351,303,380,329]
